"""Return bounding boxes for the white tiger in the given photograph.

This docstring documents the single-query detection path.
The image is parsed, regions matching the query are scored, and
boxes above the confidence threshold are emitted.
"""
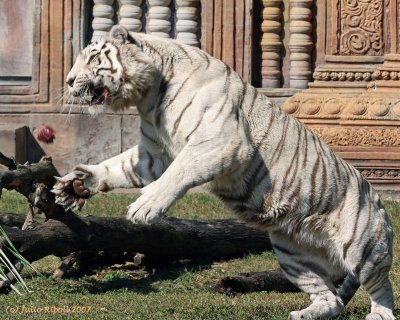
[53,25,395,320]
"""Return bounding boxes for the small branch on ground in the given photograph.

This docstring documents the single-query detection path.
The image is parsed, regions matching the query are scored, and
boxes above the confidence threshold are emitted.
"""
[53,252,80,279]
[213,270,300,295]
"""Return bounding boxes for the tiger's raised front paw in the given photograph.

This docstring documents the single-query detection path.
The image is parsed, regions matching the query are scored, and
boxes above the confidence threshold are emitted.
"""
[51,165,109,212]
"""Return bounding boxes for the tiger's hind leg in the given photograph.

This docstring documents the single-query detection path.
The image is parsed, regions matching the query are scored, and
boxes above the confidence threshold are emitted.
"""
[343,203,394,320]
[350,249,394,320]
[270,232,346,320]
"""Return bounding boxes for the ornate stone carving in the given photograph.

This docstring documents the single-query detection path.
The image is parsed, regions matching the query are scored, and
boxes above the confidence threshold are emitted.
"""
[92,0,115,41]
[371,70,400,81]
[119,0,143,32]
[283,95,346,118]
[284,54,400,123]
[313,71,372,82]
[288,0,313,89]
[147,0,172,38]
[261,0,283,88]
[175,0,200,46]
[283,93,400,120]
[311,127,400,147]
[339,0,384,56]
[358,168,400,180]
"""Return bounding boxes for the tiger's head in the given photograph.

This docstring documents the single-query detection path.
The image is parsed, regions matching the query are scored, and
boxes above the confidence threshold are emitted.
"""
[66,25,157,111]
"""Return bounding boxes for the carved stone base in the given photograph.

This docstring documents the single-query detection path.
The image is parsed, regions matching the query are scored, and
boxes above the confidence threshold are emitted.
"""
[282,54,400,191]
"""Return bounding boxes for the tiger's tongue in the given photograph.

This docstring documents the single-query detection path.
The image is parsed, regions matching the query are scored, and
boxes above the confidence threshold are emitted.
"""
[103,88,111,104]
[90,87,107,105]
[90,94,104,105]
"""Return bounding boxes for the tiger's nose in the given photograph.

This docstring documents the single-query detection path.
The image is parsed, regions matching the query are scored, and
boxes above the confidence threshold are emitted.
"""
[66,76,76,87]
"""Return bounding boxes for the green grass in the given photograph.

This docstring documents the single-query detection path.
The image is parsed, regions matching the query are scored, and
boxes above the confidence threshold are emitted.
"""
[0,190,399,319]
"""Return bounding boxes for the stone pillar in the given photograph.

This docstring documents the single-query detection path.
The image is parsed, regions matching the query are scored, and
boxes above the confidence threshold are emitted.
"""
[92,0,115,41]
[175,0,200,46]
[148,0,172,38]
[119,0,143,32]
[261,0,283,88]
[288,0,313,89]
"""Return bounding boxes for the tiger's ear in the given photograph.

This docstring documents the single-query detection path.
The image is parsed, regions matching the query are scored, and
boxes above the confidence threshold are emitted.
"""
[109,25,141,47]
[109,25,129,43]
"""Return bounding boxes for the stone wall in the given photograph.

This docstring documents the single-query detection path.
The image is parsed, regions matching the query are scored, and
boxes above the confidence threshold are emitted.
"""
[1,0,400,192]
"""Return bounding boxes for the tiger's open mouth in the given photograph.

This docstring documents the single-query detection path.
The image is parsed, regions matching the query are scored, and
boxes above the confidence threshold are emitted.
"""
[90,86,111,105]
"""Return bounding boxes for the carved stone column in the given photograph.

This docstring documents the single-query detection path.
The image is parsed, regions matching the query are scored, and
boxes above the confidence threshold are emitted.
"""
[147,0,172,38]
[288,0,313,89]
[119,0,143,32]
[175,0,200,46]
[92,0,115,41]
[261,0,283,88]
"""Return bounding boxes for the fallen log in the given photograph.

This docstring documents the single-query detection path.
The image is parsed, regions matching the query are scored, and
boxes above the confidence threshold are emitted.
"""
[0,154,297,293]
[0,155,272,264]
[2,215,272,265]
[0,154,308,296]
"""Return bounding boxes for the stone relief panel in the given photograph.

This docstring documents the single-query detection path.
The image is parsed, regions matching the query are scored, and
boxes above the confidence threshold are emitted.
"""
[311,127,400,147]
[339,0,384,56]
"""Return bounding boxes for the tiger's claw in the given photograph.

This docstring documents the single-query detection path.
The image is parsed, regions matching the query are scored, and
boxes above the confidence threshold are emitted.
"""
[51,169,93,212]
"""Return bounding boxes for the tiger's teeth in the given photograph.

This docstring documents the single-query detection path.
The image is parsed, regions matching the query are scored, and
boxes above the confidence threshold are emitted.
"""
[51,187,63,195]
[52,182,65,189]
[51,188,61,195]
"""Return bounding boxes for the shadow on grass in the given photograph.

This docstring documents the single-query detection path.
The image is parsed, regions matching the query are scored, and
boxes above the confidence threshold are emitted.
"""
[66,259,214,295]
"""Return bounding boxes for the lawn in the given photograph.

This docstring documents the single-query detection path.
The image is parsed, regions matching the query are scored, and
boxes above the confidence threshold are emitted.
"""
[0,190,399,320]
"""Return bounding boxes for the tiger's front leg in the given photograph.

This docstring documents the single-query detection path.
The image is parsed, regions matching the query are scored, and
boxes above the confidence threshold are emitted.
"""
[52,145,164,211]
[127,137,245,224]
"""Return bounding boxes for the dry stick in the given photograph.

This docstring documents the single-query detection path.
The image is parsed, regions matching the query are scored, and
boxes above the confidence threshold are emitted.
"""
[22,206,35,231]
[213,270,300,295]
[53,252,80,279]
